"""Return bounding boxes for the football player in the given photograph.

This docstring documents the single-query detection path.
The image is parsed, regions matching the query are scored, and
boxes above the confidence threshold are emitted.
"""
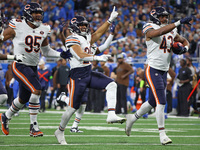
[0,2,71,137]
[55,7,126,145]
[56,23,117,133]
[125,6,192,145]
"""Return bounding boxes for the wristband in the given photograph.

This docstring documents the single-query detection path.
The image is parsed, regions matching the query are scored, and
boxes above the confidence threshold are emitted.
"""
[184,46,189,51]
[7,55,15,60]
[107,20,112,24]
[174,20,180,27]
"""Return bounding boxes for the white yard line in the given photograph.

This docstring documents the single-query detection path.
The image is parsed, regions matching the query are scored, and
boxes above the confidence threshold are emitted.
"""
[0,135,200,137]
[0,143,200,147]
[0,109,199,119]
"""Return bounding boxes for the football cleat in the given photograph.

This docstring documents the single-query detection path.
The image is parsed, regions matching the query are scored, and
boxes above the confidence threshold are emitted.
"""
[70,127,83,133]
[106,114,126,124]
[0,113,10,135]
[30,122,43,137]
[55,129,67,145]
[160,136,172,145]
[125,114,135,136]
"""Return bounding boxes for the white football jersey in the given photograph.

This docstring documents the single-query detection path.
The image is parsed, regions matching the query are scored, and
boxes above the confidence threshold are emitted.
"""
[9,19,51,66]
[143,23,177,71]
[65,33,97,69]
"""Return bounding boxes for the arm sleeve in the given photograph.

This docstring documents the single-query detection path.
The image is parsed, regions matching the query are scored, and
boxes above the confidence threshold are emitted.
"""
[69,47,94,61]
[41,45,61,58]
[98,34,114,52]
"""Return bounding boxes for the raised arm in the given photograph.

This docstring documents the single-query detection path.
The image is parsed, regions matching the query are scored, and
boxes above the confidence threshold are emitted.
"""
[91,6,118,44]
[145,17,192,40]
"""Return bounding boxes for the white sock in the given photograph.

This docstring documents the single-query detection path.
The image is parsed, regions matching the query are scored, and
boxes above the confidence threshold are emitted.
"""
[5,97,24,119]
[59,106,76,131]
[0,94,8,104]
[137,101,153,117]
[156,104,166,135]
[105,82,117,110]
[29,94,40,124]
[72,104,86,128]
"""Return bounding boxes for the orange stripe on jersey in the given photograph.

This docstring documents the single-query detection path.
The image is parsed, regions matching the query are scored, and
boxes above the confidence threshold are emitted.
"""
[9,23,16,28]
[143,25,153,33]
[65,39,80,43]
[12,62,36,93]
[146,65,160,104]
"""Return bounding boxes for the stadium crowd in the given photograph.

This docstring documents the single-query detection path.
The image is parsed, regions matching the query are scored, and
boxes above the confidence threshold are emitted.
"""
[1,0,200,60]
[0,0,200,117]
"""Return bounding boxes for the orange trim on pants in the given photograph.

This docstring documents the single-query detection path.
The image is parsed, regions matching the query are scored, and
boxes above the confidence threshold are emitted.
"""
[146,65,160,104]
[69,78,75,108]
[12,62,36,92]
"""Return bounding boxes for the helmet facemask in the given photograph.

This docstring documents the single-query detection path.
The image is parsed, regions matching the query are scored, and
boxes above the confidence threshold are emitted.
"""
[29,11,43,27]
[77,21,90,36]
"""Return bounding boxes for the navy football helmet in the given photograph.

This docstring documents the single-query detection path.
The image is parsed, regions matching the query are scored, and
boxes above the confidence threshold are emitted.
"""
[23,3,44,27]
[69,16,90,36]
[149,6,169,25]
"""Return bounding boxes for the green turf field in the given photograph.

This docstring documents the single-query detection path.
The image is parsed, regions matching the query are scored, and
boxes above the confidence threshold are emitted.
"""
[0,108,200,150]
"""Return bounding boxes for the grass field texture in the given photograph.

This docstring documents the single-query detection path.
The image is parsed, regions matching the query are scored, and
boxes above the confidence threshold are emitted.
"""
[0,109,200,150]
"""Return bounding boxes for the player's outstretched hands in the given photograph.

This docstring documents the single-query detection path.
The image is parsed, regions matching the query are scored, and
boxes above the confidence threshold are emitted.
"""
[180,16,192,25]
[14,54,26,62]
[60,49,73,59]
[108,6,118,23]
[110,23,116,33]
[94,54,111,62]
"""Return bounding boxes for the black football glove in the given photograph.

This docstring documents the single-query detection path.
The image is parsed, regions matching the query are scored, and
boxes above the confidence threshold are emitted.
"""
[180,16,192,25]
[172,44,187,55]
[110,23,116,33]
[60,50,73,59]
